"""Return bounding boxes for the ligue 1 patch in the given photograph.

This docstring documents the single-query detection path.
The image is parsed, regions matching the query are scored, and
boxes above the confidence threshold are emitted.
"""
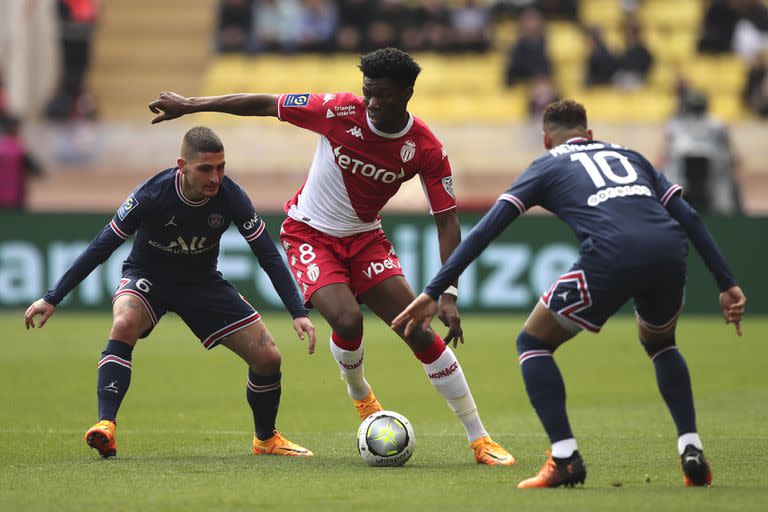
[400,140,416,163]
[117,194,139,220]
[283,93,310,107]
[208,213,225,228]
[442,176,455,198]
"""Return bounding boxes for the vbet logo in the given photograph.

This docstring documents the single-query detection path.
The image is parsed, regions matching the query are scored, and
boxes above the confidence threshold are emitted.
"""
[362,256,401,279]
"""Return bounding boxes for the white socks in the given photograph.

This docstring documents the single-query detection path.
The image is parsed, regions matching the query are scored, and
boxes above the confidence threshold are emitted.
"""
[422,347,488,442]
[329,336,370,400]
[678,432,703,455]
[551,438,578,459]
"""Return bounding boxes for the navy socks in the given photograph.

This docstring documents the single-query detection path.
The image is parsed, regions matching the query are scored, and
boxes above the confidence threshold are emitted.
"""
[97,339,134,422]
[247,371,282,441]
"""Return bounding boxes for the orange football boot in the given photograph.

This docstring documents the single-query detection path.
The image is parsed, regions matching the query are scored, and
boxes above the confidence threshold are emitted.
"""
[253,431,313,457]
[470,436,515,466]
[517,451,586,488]
[353,389,383,421]
[84,420,117,459]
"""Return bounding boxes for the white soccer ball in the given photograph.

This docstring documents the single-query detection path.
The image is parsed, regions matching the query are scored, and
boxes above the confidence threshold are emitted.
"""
[357,410,415,467]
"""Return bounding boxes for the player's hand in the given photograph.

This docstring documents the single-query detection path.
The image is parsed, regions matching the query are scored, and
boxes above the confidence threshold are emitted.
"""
[293,316,316,354]
[719,285,746,336]
[391,293,437,338]
[437,294,464,348]
[24,299,56,330]
[148,92,189,124]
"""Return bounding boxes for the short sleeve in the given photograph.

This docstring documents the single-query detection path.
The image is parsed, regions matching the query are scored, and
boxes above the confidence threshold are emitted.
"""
[419,144,456,214]
[277,92,356,136]
[497,163,545,214]
[230,182,266,242]
[109,186,146,240]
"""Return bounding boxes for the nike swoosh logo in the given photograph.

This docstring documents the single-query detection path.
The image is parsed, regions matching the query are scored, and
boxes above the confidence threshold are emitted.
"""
[485,452,509,461]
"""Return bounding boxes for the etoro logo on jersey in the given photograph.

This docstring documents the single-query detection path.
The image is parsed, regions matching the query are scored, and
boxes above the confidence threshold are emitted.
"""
[333,146,405,184]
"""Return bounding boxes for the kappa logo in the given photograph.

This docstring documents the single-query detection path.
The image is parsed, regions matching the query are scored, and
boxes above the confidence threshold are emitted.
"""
[322,93,335,105]
[362,257,401,279]
[441,146,448,159]
[400,140,416,163]
[347,126,364,139]
[333,146,405,184]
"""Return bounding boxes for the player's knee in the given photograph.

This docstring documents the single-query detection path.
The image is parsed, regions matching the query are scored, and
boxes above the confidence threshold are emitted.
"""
[403,326,434,352]
[110,313,144,342]
[639,334,676,358]
[326,310,363,340]
[516,330,557,355]
[249,345,281,374]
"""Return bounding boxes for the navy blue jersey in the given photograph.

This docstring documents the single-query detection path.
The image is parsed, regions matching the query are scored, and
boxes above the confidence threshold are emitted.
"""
[501,139,687,266]
[45,167,309,318]
[110,168,264,279]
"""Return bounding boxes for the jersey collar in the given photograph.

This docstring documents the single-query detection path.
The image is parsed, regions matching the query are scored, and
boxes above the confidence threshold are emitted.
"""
[565,137,590,144]
[175,169,210,207]
[365,111,414,139]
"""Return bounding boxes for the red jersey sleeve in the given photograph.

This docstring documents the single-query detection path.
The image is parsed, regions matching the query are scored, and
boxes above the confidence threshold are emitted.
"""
[420,143,456,214]
[277,92,359,136]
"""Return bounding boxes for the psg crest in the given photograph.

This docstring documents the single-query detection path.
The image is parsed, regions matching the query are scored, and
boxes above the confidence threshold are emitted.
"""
[208,213,225,228]
[400,140,416,163]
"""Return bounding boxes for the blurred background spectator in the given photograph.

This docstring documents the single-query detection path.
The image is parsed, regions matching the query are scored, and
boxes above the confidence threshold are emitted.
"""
[45,0,98,121]
[661,90,742,215]
[584,27,617,87]
[504,7,552,85]
[0,115,43,210]
[698,0,741,53]
[613,21,654,89]
[216,0,253,53]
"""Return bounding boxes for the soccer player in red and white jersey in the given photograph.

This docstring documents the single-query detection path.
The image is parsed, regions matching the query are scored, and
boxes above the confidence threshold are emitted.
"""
[149,48,514,465]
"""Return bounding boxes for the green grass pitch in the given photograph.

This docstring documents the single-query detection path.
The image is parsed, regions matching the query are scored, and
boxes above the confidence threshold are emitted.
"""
[1,311,766,511]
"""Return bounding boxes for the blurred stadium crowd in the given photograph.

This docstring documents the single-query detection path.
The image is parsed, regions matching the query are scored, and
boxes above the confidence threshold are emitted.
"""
[0,0,767,213]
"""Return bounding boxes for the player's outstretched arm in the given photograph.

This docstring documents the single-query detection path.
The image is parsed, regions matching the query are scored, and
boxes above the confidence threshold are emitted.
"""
[148,92,279,124]
[719,285,746,336]
[292,316,317,355]
[24,299,56,330]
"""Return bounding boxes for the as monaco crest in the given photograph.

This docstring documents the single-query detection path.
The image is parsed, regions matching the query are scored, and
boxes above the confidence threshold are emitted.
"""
[400,140,416,163]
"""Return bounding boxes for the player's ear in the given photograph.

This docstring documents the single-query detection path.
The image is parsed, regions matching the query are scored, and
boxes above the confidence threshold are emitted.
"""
[586,129,594,140]
[403,86,414,103]
[543,130,553,150]
[177,157,185,172]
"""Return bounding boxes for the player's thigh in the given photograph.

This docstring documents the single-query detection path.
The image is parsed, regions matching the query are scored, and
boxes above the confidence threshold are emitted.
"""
[173,276,261,350]
[359,275,416,326]
[634,263,686,344]
[220,321,281,375]
[311,283,364,337]
[538,264,629,339]
[110,274,167,344]
[523,301,578,347]
[349,228,405,303]
[280,218,353,306]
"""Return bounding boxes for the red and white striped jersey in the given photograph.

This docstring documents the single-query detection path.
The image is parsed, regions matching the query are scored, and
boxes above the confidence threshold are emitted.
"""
[277,92,456,237]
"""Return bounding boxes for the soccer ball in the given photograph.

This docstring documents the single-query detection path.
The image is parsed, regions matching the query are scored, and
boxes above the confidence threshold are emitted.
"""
[357,410,415,467]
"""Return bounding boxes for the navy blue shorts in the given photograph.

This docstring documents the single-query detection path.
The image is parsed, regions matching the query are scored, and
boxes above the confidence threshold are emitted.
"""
[112,271,260,349]
[540,259,686,333]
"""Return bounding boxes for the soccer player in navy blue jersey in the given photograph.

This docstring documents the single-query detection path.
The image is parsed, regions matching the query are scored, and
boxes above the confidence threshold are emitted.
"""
[24,126,317,459]
[393,100,746,488]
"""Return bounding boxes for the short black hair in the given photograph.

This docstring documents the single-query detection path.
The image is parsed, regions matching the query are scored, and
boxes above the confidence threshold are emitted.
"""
[181,126,223,160]
[359,47,421,88]
[543,100,588,130]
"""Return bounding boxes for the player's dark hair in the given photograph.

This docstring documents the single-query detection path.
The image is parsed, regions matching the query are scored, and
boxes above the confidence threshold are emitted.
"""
[181,126,223,159]
[543,100,588,130]
[359,48,421,88]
